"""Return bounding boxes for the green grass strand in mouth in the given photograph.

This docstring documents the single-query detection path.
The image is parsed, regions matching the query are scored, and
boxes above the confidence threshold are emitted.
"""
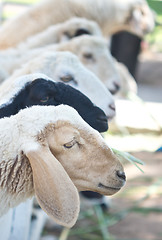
[112,148,145,173]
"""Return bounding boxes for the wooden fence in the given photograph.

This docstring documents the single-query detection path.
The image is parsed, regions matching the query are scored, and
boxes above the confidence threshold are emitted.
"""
[0,199,48,240]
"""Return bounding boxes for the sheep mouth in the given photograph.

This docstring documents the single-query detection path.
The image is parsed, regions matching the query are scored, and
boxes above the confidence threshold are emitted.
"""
[98,183,121,191]
[109,88,118,95]
[96,117,108,132]
[96,117,108,124]
[107,116,113,121]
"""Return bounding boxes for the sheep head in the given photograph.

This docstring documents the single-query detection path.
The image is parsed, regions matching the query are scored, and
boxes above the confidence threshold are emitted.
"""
[59,17,102,42]
[23,106,125,228]
[46,121,125,194]
[57,36,121,95]
[125,0,155,37]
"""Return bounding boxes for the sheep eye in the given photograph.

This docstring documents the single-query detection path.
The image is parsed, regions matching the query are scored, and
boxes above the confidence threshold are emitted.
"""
[64,140,75,149]
[83,53,93,59]
[40,96,49,103]
[60,75,74,83]
[140,9,145,16]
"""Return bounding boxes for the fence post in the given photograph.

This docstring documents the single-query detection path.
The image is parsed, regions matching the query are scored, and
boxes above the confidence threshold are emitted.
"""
[0,210,13,240]
[9,199,34,240]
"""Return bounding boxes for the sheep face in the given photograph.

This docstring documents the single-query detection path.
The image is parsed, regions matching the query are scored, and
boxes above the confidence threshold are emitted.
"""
[124,1,155,37]
[79,43,121,95]
[58,36,121,95]
[40,51,116,119]
[46,121,125,195]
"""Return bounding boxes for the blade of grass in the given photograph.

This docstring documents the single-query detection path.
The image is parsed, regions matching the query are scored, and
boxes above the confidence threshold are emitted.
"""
[94,205,111,240]
[59,227,71,240]
[112,148,145,173]
[70,224,102,236]
[130,206,162,214]
[135,177,162,204]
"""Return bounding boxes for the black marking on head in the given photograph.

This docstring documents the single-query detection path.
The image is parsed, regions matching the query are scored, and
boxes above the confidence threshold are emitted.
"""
[0,78,108,132]
[74,28,91,37]
[63,28,91,40]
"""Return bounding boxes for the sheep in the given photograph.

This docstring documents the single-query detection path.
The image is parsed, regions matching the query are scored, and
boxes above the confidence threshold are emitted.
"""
[0,73,108,133]
[0,67,8,82]
[0,104,126,227]
[0,0,155,49]
[54,35,121,94]
[0,47,21,83]
[114,60,138,98]
[0,52,116,120]
[17,17,102,51]
[0,36,121,95]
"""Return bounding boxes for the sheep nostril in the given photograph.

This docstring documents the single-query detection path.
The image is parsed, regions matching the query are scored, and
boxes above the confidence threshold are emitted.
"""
[98,114,108,122]
[109,103,116,111]
[116,170,126,181]
[114,82,120,92]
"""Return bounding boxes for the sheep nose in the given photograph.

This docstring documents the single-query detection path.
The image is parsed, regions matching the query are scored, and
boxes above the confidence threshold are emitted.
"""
[109,102,116,111]
[98,113,108,122]
[116,170,126,181]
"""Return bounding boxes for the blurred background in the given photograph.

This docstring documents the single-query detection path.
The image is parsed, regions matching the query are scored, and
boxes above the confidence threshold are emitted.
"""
[0,0,162,239]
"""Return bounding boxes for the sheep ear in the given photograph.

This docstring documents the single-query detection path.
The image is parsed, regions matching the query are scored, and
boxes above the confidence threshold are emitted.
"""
[74,28,91,37]
[128,8,142,31]
[60,32,71,42]
[26,145,80,228]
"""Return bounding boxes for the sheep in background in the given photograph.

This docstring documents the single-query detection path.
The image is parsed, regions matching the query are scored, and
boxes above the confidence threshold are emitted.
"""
[55,35,121,94]
[114,60,138,98]
[0,0,155,49]
[0,36,121,95]
[17,17,102,51]
[0,47,23,82]
[0,68,8,82]
[0,54,116,120]
[0,104,126,227]
[0,73,108,132]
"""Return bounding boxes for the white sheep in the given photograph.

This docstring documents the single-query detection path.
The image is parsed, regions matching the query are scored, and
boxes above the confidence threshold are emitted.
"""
[55,35,121,94]
[0,0,155,49]
[0,35,121,95]
[0,54,116,120]
[17,17,102,51]
[0,104,126,227]
[114,60,138,98]
[0,47,23,83]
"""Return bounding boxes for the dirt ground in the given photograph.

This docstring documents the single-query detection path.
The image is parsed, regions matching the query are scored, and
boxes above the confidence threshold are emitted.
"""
[109,151,162,240]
